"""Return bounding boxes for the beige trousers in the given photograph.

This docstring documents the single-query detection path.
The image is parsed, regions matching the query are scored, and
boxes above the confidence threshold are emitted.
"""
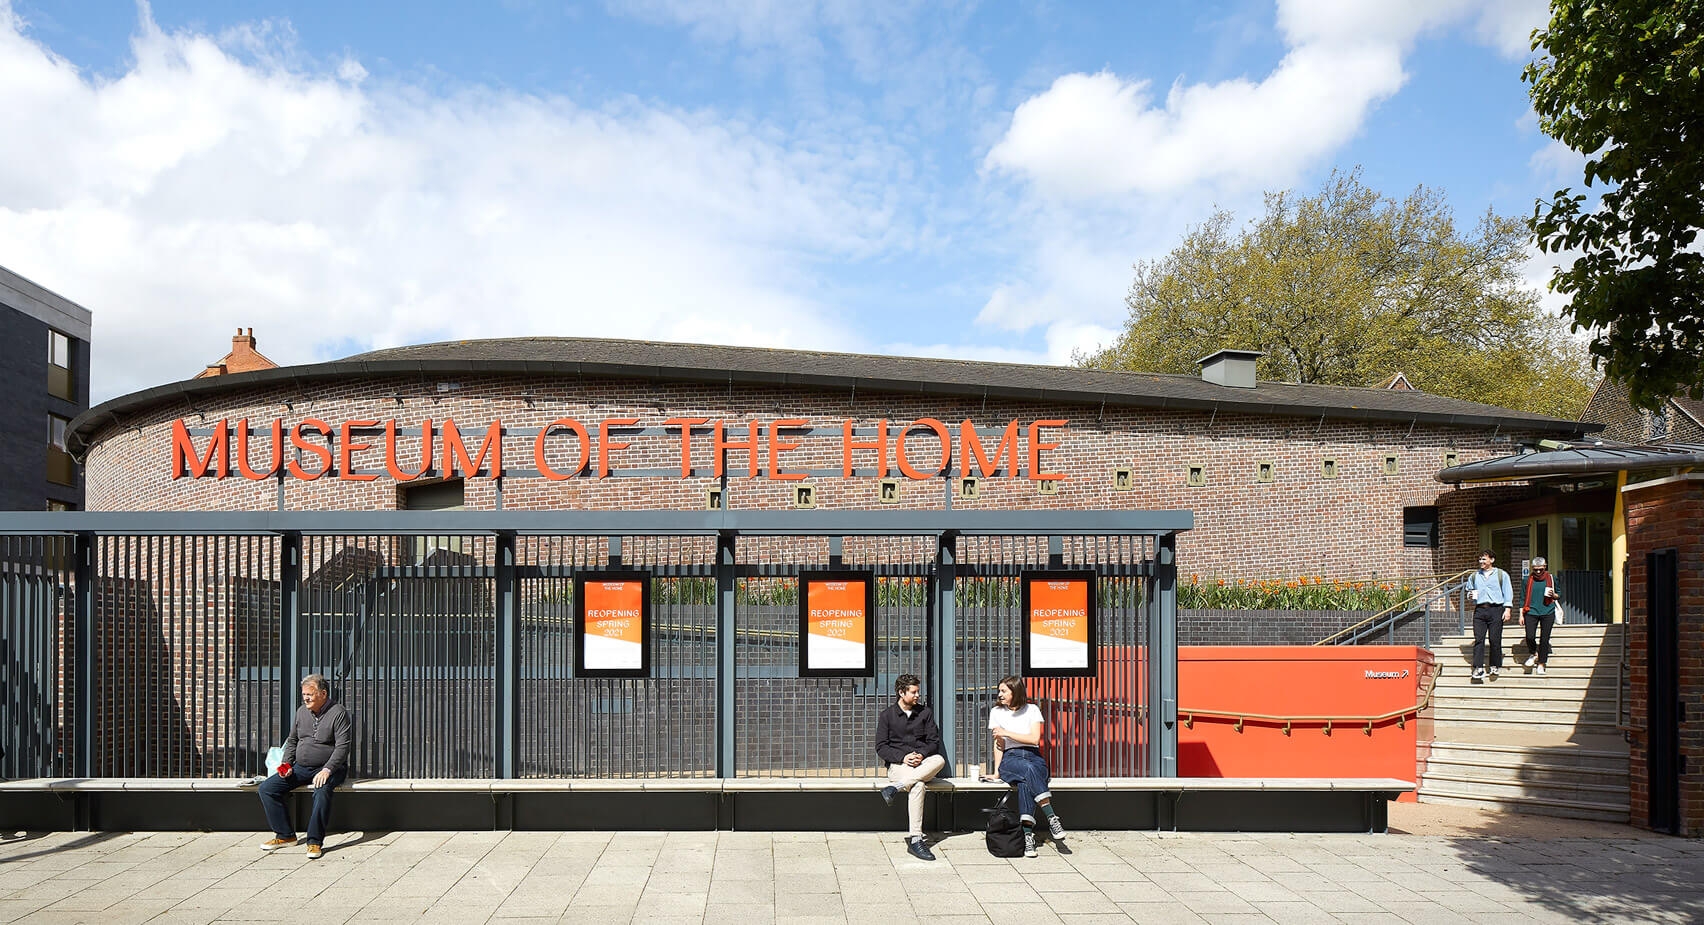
[886,754,947,837]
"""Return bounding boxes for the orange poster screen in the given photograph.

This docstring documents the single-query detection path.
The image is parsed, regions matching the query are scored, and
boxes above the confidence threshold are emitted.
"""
[799,570,875,677]
[1022,570,1096,677]
[575,570,651,676]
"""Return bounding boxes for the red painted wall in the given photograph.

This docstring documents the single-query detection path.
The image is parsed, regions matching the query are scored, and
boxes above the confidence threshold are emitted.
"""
[1178,646,1433,800]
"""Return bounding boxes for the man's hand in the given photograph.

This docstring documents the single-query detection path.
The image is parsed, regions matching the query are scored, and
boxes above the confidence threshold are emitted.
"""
[1502,608,1514,624]
[904,752,922,767]
[312,768,331,789]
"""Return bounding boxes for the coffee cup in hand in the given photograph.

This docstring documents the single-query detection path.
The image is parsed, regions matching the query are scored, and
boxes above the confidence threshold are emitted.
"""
[1468,589,1477,603]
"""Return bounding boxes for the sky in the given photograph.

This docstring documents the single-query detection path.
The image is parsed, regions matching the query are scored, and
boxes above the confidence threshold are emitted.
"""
[0,0,1579,405]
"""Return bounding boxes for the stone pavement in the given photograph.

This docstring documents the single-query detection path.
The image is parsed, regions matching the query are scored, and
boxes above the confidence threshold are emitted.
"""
[2,809,1702,925]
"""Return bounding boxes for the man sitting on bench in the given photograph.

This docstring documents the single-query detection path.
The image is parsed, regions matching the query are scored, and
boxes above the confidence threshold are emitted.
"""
[875,672,947,861]
[258,674,352,859]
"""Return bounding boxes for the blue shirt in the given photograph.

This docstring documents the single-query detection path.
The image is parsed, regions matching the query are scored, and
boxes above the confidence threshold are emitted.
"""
[1468,567,1513,606]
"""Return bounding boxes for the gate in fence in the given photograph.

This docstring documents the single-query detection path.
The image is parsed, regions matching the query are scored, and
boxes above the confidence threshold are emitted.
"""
[0,510,1187,782]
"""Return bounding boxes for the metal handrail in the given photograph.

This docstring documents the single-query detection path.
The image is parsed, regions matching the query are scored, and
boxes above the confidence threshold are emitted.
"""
[1313,569,1474,647]
[1180,666,1438,736]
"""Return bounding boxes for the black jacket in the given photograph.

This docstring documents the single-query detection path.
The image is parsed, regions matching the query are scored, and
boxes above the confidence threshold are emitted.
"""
[875,702,942,767]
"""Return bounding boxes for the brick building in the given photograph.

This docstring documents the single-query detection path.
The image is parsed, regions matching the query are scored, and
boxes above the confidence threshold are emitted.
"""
[68,338,1586,583]
[1442,440,1704,834]
[0,265,92,511]
[1583,377,1704,446]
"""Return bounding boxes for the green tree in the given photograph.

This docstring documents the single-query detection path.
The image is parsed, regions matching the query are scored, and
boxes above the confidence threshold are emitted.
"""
[1080,171,1596,419]
[1526,0,1704,410]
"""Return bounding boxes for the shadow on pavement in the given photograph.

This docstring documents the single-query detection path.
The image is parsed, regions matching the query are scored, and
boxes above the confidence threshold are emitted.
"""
[0,831,124,864]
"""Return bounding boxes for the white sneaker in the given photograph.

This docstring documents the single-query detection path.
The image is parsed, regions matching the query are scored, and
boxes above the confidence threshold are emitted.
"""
[1524,654,1537,668]
[1472,668,1485,681]
[1488,667,1499,678]
[1535,664,1546,676]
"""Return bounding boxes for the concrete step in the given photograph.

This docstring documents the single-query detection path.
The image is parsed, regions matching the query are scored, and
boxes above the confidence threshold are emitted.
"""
[1422,754,1628,790]
[1431,671,1615,691]
[1417,790,1631,824]
[1432,702,1617,720]
[1431,717,1622,738]
[1420,769,1629,806]
[1426,738,1628,770]
[1438,626,1622,640]
[1436,628,1622,646]
[1434,647,1624,666]
[1431,674,1615,688]
[1435,693,1616,712]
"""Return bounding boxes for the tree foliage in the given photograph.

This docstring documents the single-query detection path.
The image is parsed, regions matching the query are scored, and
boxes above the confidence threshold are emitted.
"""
[1079,171,1596,419]
[1526,1,1704,411]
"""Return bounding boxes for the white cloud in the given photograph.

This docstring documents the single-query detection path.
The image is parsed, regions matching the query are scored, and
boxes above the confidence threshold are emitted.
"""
[976,0,1554,342]
[985,0,1550,202]
[0,5,906,403]
[983,48,1403,200]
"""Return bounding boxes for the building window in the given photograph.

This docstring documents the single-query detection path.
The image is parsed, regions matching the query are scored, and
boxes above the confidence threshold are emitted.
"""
[1321,458,1338,480]
[47,414,75,486]
[1186,465,1205,487]
[1648,406,1670,442]
[1403,506,1441,548]
[399,479,465,563]
[400,478,464,511]
[48,329,74,401]
[46,499,77,512]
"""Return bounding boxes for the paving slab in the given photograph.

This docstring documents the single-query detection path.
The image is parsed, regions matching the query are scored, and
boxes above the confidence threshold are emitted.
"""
[3,801,1703,923]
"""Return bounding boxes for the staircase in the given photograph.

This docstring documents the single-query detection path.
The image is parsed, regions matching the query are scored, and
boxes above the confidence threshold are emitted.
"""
[1419,624,1630,823]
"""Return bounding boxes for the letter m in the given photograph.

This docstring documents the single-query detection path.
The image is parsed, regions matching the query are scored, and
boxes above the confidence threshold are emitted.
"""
[171,419,230,479]
[442,419,504,478]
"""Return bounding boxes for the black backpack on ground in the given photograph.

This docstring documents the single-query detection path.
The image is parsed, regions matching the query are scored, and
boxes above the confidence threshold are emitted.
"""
[984,792,1025,857]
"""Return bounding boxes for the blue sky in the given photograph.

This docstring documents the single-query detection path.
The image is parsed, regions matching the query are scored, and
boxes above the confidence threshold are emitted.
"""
[0,1,1575,403]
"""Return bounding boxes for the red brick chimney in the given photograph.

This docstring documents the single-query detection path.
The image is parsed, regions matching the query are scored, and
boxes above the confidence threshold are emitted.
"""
[195,327,279,378]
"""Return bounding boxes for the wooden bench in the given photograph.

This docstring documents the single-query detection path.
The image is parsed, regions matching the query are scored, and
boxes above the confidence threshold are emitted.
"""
[0,776,1412,834]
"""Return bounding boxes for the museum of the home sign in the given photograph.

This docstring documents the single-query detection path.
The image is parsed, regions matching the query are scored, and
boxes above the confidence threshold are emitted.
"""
[167,416,1071,483]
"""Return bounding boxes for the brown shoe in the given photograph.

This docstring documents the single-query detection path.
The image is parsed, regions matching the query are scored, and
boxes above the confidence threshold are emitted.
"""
[306,843,322,860]
[260,837,294,851]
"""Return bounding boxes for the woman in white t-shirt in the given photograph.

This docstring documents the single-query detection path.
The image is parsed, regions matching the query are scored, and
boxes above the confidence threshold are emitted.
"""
[983,675,1065,856]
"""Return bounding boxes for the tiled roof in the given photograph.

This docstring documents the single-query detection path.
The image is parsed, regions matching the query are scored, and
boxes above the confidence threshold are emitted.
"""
[70,336,1588,454]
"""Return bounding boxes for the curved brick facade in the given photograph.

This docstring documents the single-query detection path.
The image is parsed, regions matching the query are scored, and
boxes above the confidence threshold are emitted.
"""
[81,369,1543,581]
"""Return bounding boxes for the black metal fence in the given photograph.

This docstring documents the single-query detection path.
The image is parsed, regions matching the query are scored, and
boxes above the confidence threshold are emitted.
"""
[0,511,1184,781]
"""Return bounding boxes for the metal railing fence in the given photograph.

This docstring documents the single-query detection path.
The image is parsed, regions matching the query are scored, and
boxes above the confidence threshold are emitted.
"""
[0,510,1186,781]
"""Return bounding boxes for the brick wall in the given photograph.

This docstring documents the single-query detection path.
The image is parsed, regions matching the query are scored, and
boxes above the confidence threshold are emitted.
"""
[1623,475,1704,834]
[1178,609,1437,647]
[83,373,1549,583]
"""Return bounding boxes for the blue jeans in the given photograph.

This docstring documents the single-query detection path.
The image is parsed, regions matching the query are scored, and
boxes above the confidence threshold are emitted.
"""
[258,765,346,845]
[997,747,1052,823]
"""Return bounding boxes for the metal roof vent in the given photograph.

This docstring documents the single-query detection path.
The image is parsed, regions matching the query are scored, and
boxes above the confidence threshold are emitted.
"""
[1196,349,1265,389]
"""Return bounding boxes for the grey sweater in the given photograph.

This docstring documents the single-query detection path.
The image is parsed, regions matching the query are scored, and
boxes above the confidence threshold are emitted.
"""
[281,702,352,774]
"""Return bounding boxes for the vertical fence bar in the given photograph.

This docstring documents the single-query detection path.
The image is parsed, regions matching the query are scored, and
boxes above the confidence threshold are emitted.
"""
[716,530,736,778]
[279,531,302,739]
[1148,532,1178,777]
[72,531,94,779]
[495,530,517,779]
[933,531,957,773]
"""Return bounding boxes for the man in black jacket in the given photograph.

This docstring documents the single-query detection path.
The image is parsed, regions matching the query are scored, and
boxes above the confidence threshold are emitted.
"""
[258,674,352,859]
[875,673,946,861]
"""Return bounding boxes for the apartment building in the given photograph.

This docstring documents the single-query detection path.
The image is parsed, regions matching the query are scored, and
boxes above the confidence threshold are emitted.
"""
[0,266,92,510]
